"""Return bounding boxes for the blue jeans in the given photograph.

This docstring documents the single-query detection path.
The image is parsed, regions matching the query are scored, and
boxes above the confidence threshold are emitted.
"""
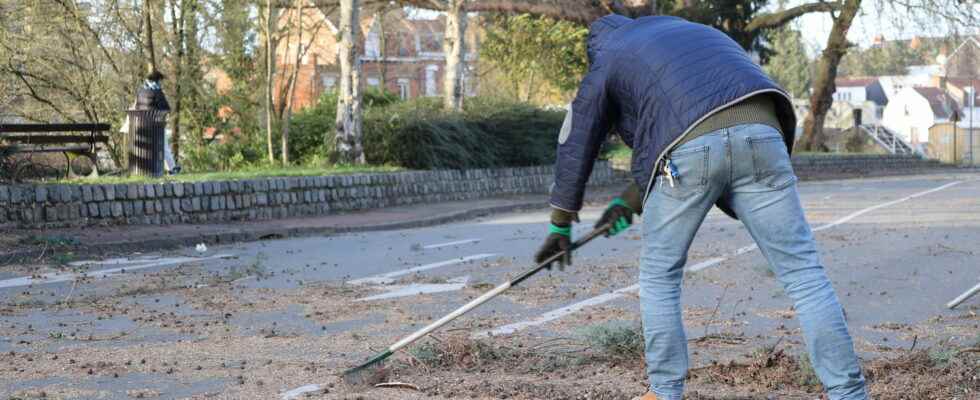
[640,124,868,400]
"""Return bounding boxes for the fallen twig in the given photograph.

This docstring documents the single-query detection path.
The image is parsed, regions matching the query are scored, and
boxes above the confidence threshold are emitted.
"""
[956,347,980,356]
[375,381,421,391]
[62,279,78,308]
[703,285,729,338]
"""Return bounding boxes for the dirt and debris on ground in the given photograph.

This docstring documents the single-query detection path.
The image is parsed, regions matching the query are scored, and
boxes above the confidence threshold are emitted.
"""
[2,174,979,399]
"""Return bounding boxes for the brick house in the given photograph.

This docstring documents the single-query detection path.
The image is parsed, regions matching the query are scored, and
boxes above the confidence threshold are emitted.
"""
[274,6,479,111]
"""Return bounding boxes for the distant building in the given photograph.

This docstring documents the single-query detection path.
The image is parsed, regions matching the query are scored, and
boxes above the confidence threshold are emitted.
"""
[878,65,941,103]
[882,86,960,150]
[943,37,980,80]
[272,6,479,111]
[833,77,887,123]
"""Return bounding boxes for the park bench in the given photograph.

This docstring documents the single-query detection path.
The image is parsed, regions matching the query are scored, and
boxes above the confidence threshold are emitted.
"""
[0,123,110,178]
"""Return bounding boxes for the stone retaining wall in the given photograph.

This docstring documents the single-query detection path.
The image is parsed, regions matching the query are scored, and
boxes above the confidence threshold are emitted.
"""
[610,153,946,181]
[0,162,616,228]
[790,154,945,180]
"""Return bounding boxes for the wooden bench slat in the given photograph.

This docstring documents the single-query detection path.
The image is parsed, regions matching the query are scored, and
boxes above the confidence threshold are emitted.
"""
[1,144,92,153]
[0,123,110,133]
[0,134,110,144]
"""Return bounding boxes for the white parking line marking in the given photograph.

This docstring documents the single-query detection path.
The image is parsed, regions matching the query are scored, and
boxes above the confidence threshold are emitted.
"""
[811,181,961,232]
[478,284,640,337]
[357,276,470,301]
[0,254,233,289]
[686,257,727,273]
[281,384,323,400]
[423,239,481,249]
[483,180,963,335]
[347,254,497,285]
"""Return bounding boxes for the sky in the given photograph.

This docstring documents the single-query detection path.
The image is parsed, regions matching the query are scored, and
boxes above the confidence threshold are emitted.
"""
[411,2,979,60]
[787,0,979,57]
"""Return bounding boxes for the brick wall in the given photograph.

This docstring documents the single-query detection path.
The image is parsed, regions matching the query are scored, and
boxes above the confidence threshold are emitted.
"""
[0,162,616,229]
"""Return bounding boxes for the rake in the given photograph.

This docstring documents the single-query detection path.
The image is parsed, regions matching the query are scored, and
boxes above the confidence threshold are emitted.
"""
[341,224,611,387]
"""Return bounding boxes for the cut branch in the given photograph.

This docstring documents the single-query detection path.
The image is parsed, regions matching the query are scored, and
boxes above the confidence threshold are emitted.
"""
[746,1,842,31]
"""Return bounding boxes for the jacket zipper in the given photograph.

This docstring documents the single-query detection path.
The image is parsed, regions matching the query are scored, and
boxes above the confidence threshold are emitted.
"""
[641,89,793,206]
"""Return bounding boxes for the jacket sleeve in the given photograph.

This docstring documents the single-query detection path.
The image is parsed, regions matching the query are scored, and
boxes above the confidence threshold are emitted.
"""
[549,65,612,212]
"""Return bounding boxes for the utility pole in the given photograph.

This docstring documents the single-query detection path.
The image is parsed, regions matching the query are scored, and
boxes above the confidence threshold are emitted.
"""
[969,82,975,166]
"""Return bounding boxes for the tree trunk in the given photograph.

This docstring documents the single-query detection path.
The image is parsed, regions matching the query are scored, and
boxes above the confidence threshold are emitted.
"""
[281,0,305,166]
[378,7,388,91]
[443,0,467,111]
[799,0,861,152]
[264,0,277,163]
[168,0,186,163]
[334,0,365,164]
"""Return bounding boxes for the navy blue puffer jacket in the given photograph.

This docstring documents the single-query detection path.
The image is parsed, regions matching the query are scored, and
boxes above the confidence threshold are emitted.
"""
[549,15,797,212]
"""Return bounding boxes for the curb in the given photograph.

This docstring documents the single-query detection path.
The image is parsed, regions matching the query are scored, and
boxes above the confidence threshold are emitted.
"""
[2,168,970,265]
[0,189,625,266]
[0,200,549,265]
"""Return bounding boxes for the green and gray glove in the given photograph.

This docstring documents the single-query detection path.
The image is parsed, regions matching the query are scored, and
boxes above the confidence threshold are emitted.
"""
[595,183,644,236]
[535,209,578,270]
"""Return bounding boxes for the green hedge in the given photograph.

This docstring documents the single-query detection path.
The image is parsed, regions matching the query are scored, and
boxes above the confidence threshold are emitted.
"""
[288,92,564,169]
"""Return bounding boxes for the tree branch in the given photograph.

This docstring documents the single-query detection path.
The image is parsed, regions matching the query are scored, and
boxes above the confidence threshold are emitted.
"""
[746,1,842,31]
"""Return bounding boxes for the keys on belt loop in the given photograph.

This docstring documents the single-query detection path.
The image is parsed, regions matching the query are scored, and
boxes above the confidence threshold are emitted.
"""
[662,159,677,188]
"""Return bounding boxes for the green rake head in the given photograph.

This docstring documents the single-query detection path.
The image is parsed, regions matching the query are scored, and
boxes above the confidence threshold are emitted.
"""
[341,350,392,388]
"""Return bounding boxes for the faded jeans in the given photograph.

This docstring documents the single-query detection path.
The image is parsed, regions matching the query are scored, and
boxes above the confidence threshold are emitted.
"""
[640,124,868,400]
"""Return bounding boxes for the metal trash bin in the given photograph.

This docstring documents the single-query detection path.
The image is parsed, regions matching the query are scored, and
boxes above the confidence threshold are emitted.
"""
[127,82,170,177]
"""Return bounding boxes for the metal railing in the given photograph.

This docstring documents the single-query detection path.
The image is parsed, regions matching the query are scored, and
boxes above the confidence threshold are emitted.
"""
[859,124,915,155]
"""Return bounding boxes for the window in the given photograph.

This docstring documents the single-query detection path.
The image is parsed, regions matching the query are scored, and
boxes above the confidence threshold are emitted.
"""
[398,79,410,100]
[367,77,380,87]
[396,33,411,57]
[425,65,438,97]
[365,29,381,58]
[321,75,337,91]
[418,31,443,53]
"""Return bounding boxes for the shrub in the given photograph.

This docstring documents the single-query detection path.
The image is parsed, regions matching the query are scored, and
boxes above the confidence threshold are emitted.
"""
[287,94,564,170]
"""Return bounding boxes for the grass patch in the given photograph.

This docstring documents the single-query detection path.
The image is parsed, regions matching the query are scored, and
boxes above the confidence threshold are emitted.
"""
[404,335,579,374]
[49,164,403,185]
[794,353,820,388]
[19,235,80,247]
[578,322,644,360]
[407,336,514,370]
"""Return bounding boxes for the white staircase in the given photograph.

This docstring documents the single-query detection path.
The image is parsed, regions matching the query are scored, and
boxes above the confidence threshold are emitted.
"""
[858,124,915,155]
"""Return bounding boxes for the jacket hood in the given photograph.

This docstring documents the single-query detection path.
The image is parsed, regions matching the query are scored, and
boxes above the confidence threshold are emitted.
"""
[587,14,633,62]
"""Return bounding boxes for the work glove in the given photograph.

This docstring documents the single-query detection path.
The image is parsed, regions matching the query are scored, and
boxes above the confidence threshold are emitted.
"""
[535,223,572,270]
[596,197,635,236]
[595,183,644,236]
[535,208,577,270]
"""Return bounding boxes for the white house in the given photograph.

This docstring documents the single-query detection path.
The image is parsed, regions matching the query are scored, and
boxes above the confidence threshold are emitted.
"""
[882,86,960,148]
[833,77,889,123]
[878,65,941,104]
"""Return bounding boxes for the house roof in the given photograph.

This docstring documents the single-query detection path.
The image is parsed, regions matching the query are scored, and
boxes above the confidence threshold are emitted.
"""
[835,77,878,87]
[913,87,960,120]
[946,77,980,104]
[947,37,980,61]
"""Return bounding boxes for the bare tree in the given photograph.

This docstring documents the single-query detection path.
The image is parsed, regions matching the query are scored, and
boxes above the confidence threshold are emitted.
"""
[335,0,366,164]
[443,0,468,110]
[799,0,862,152]
[166,0,196,163]
[263,0,280,163]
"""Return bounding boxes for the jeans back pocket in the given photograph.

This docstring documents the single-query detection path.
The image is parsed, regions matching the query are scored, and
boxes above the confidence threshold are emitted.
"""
[657,145,708,200]
[747,135,797,190]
